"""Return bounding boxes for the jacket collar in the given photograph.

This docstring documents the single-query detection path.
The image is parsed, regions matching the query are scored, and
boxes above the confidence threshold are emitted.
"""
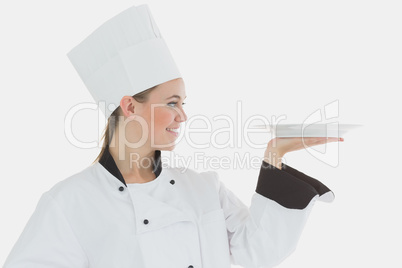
[98,145,162,187]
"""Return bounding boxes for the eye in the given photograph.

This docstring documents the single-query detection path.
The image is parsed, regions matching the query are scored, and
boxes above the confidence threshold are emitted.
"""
[167,101,178,107]
[167,102,186,107]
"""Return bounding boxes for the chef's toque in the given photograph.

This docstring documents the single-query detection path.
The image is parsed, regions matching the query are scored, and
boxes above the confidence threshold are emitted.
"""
[67,4,181,119]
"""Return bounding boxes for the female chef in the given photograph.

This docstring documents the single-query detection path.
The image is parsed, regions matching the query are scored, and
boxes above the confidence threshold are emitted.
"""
[3,4,342,268]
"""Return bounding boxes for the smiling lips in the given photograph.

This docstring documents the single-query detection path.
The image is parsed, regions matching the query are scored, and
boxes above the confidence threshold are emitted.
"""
[166,128,179,137]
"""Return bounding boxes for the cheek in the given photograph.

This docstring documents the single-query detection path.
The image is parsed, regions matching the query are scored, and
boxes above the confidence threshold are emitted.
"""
[153,109,175,130]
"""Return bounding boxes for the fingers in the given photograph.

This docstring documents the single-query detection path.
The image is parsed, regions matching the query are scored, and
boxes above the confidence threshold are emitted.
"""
[303,137,344,147]
[268,136,344,154]
[327,137,344,142]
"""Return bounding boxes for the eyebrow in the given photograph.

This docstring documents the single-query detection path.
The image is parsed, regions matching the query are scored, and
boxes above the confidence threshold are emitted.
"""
[166,95,187,100]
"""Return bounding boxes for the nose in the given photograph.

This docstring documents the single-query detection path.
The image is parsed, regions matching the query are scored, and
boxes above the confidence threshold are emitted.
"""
[175,107,187,122]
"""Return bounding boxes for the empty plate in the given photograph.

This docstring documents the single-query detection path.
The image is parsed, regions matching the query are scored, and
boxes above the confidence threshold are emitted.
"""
[251,123,362,137]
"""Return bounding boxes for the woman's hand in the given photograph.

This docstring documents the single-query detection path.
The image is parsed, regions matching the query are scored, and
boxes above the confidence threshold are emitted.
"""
[263,137,344,169]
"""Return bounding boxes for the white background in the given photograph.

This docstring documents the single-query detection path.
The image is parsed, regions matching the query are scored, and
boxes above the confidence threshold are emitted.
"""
[1,0,401,267]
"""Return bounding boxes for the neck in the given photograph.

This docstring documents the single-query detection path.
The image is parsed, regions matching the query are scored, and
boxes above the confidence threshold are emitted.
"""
[108,143,156,183]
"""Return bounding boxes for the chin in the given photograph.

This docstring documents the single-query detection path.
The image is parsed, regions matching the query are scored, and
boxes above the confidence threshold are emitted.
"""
[155,143,176,152]
[165,145,176,151]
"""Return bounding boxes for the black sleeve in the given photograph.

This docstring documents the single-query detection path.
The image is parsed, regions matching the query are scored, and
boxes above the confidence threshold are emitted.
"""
[255,160,334,210]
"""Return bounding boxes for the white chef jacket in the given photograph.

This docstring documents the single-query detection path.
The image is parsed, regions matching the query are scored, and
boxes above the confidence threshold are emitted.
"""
[3,146,334,268]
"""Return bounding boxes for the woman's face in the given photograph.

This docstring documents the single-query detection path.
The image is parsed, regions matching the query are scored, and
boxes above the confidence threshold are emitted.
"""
[128,78,187,151]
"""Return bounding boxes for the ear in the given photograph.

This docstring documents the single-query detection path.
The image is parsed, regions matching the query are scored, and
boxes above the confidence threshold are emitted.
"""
[119,96,136,117]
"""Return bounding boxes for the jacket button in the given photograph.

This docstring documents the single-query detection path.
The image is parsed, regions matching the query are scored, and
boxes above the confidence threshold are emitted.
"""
[170,180,175,185]
[118,186,124,191]
[143,219,149,225]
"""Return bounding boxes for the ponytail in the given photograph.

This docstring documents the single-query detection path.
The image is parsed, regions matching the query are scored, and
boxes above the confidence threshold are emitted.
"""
[92,85,158,164]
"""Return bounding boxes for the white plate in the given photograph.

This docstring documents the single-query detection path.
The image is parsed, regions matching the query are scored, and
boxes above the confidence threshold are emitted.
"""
[251,123,362,137]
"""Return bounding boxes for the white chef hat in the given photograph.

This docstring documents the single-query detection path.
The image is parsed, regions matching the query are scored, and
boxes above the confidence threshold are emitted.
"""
[67,4,181,119]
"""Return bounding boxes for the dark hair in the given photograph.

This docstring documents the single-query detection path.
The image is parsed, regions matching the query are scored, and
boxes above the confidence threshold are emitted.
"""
[92,85,158,164]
